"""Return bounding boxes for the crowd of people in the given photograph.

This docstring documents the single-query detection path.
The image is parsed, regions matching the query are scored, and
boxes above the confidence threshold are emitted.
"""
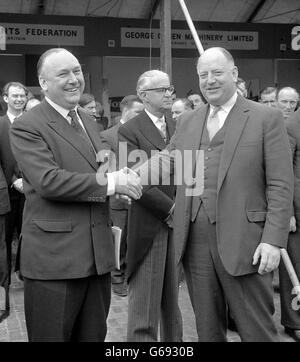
[0,45,299,342]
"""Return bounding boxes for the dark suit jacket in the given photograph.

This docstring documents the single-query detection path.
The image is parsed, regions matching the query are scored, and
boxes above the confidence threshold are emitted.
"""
[9,100,115,280]
[285,108,300,266]
[139,95,293,276]
[118,110,176,279]
[0,163,10,216]
[0,115,19,187]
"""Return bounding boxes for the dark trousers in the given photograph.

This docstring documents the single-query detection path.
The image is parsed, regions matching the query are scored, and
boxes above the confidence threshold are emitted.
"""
[0,216,9,310]
[110,208,127,284]
[5,189,25,281]
[279,231,300,329]
[183,206,278,342]
[24,273,111,342]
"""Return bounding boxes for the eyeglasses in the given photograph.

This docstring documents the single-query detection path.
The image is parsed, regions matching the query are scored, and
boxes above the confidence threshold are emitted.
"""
[142,85,175,94]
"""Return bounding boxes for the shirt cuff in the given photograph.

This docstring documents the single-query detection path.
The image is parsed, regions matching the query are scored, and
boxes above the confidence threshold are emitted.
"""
[106,172,116,196]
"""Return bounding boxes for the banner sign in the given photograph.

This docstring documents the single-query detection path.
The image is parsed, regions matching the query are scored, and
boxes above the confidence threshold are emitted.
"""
[0,23,84,46]
[121,27,258,50]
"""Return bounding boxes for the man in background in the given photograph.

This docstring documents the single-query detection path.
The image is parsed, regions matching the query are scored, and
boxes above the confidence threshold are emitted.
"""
[119,70,182,342]
[171,98,193,123]
[0,153,11,323]
[0,82,27,312]
[100,95,144,297]
[277,87,299,120]
[259,87,278,108]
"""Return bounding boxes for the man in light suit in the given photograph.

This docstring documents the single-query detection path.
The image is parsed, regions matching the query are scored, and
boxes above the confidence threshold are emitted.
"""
[138,47,293,341]
[9,48,142,342]
[118,70,182,342]
[100,95,144,297]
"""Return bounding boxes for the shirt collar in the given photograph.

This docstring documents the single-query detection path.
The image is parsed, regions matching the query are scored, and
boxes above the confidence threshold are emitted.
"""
[210,92,238,115]
[145,108,165,126]
[45,97,79,119]
[7,110,22,123]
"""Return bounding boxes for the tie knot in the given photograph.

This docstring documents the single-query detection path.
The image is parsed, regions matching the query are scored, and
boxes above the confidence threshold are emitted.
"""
[68,110,77,118]
[210,106,221,117]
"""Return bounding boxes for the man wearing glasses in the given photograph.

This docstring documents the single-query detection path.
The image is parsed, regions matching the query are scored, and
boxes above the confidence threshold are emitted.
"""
[118,70,182,342]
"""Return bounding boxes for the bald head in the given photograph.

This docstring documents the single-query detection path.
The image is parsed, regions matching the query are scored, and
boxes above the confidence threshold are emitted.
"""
[38,48,85,110]
[277,87,299,120]
[197,47,238,106]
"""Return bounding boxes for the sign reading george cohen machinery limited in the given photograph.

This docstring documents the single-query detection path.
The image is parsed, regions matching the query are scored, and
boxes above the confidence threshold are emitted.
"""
[121,27,258,50]
[0,23,84,47]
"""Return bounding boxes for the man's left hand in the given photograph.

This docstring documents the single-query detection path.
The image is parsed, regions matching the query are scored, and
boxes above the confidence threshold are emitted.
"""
[252,242,281,275]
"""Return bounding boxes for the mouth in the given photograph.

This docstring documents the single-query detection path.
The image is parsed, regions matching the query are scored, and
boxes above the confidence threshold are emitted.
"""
[65,88,80,94]
[206,87,220,93]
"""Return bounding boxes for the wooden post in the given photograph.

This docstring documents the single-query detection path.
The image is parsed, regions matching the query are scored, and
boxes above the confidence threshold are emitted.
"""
[160,0,172,82]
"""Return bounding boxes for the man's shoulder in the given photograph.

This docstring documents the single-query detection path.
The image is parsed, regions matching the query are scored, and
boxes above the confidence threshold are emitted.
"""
[119,112,144,133]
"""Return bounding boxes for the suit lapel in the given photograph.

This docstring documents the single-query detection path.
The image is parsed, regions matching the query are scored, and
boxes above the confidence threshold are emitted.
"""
[139,111,167,150]
[217,96,250,192]
[42,101,99,171]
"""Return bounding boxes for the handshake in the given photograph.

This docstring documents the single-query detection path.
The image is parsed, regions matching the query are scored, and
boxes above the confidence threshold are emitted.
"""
[112,167,143,203]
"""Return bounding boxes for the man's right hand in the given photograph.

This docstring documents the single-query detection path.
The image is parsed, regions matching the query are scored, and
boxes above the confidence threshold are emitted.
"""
[113,167,142,200]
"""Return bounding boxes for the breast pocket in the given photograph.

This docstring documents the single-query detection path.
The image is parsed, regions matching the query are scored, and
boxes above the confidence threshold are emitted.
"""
[32,220,73,232]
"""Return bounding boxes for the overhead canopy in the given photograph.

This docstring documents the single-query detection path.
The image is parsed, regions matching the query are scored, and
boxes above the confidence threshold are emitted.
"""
[0,0,299,24]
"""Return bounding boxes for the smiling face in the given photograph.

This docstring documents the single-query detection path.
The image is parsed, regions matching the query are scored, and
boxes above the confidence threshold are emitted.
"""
[197,48,238,106]
[4,85,27,114]
[39,50,84,110]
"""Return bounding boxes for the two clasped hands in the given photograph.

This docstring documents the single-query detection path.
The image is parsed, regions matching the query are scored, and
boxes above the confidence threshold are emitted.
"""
[112,167,142,204]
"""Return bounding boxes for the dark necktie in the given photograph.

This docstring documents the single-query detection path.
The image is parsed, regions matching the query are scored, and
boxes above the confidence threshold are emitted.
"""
[68,110,96,155]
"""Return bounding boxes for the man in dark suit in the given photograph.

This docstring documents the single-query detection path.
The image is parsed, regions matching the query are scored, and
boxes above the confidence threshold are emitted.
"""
[118,70,182,342]
[0,81,27,311]
[100,95,144,297]
[137,48,293,341]
[9,48,142,342]
[280,107,300,341]
[0,158,11,323]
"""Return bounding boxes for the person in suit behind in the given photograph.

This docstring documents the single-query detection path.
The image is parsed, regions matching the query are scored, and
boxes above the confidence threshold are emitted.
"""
[137,47,293,341]
[259,86,278,108]
[171,98,193,123]
[100,95,144,297]
[280,106,300,341]
[95,100,109,131]
[0,155,11,323]
[9,48,142,342]
[118,70,182,342]
[0,81,28,312]
[277,87,299,121]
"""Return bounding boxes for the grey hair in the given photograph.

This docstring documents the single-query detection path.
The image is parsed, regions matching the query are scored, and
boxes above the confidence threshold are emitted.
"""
[136,70,169,93]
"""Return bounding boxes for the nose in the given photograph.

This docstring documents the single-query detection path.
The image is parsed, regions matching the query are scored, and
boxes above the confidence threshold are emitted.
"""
[68,71,78,83]
[207,73,216,84]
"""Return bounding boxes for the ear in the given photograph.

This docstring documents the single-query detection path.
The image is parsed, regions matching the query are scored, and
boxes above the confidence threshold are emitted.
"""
[3,95,8,104]
[232,66,238,82]
[137,90,147,102]
[39,76,47,92]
